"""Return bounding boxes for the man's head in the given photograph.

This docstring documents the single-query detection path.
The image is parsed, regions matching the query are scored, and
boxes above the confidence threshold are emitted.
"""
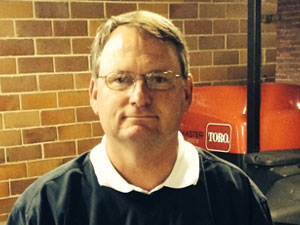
[91,10,189,81]
[90,11,193,145]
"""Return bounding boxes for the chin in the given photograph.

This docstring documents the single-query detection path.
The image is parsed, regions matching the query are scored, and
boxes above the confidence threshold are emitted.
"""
[119,126,160,140]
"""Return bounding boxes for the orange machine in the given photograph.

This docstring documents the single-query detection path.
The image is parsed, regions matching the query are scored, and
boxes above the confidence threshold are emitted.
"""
[180,83,300,154]
[179,82,300,225]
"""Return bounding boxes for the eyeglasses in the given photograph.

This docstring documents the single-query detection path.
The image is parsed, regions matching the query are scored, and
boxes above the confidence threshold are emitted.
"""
[97,70,183,91]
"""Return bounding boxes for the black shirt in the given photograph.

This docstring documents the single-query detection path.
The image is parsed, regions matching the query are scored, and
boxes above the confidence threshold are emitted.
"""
[7,149,273,225]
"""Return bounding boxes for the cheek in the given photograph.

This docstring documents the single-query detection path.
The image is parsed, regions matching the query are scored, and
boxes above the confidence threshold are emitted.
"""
[97,92,127,122]
[156,91,186,117]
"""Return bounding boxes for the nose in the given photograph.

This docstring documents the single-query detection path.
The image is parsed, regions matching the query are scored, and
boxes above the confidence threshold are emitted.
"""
[129,78,151,107]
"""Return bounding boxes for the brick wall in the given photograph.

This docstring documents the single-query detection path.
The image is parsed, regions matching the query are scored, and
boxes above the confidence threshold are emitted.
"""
[0,0,277,222]
[275,0,300,84]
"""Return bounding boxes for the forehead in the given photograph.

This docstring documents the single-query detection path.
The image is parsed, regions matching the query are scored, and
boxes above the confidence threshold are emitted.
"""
[98,25,181,74]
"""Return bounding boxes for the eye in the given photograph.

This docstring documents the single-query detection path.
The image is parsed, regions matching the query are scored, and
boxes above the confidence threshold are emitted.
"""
[147,72,171,84]
[152,75,168,83]
[115,76,127,83]
[109,73,132,84]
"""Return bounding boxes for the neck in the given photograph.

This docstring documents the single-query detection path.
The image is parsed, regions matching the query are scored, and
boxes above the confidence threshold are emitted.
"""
[105,133,179,191]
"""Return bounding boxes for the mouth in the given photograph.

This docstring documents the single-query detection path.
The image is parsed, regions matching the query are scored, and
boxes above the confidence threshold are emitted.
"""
[126,115,158,119]
[122,113,159,120]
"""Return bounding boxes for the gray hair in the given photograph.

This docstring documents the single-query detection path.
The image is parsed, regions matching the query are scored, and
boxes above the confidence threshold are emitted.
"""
[91,10,189,80]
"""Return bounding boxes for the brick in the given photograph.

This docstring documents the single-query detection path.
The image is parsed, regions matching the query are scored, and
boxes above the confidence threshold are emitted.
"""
[55,56,89,72]
[262,64,276,77]
[0,58,16,74]
[44,141,76,158]
[190,67,200,82]
[0,95,20,111]
[226,4,247,18]
[199,4,225,18]
[27,159,61,177]
[39,74,74,91]
[240,20,248,33]
[7,145,42,162]
[0,163,26,180]
[0,197,17,214]
[23,127,57,144]
[266,49,277,63]
[1,76,37,93]
[58,124,91,140]
[199,36,225,50]
[106,3,137,18]
[0,1,33,18]
[0,130,21,146]
[138,3,168,18]
[172,21,183,33]
[35,2,69,18]
[77,107,98,122]
[72,38,93,54]
[4,111,40,129]
[41,108,75,126]
[75,73,91,89]
[62,157,75,164]
[213,0,235,2]
[0,21,14,37]
[36,38,71,55]
[240,50,247,64]
[185,36,198,50]
[262,3,277,15]
[92,122,104,137]
[199,67,226,81]
[262,33,277,48]
[190,52,212,66]
[185,20,212,34]
[227,34,247,49]
[0,182,9,197]
[11,178,36,195]
[89,20,104,36]
[54,21,87,36]
[170,3,198,19]
[262,23,277,33]
[78,138,100,155]
[16,21,52,37]
[0,148,4,163]
[214,51,239,65]
[58,90,89,107]
[226,66,247,80]
[0,214,8,223]
[0,39,34,56]
[71,2,104,18]
[18,57,53,74]
[213,20,239,34]
[21,93,57,110]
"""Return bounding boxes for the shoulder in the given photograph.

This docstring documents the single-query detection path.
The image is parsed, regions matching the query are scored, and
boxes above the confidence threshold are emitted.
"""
[197,148,267,203]
[197,147,247,177]
[196,148,273,224]
[28,152,91,193]
[8,152,92,223]
[197,148,266,200]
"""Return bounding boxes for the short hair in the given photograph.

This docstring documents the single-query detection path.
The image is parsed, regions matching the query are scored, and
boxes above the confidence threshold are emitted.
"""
[91,10,189,80]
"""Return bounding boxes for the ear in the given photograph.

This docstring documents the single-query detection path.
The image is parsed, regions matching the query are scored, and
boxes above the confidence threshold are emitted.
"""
[183,74,193,112]
[89,78,99,115]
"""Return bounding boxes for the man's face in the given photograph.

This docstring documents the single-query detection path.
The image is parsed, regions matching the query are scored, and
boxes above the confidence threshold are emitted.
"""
[90,25,192,144]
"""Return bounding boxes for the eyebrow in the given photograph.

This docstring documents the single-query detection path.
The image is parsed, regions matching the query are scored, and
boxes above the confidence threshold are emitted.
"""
[114,69,171,75]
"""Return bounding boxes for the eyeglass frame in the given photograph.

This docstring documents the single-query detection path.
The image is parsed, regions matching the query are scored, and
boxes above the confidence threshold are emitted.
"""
[97,70,185,91]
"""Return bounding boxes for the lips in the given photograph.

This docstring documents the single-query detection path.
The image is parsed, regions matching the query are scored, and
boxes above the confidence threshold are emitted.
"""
[122,113,159,120]
[127,115,157,117]
[126,115,158,119]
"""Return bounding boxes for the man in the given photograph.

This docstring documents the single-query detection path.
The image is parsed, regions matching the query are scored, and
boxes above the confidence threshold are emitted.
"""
[7,11,273,225]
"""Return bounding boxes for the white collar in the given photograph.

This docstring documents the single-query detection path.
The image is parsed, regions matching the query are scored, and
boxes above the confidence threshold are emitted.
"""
[90,132,199,194]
